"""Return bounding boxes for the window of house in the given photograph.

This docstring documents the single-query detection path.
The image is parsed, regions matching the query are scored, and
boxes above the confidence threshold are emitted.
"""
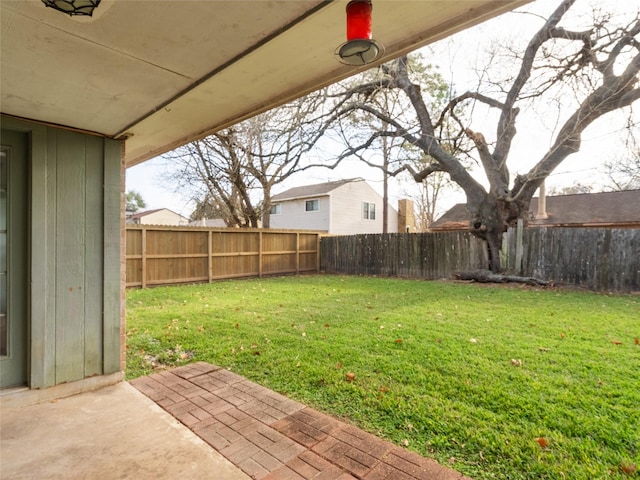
[363,202,376,220]
[305,199,319,212]
[270,203,281,215]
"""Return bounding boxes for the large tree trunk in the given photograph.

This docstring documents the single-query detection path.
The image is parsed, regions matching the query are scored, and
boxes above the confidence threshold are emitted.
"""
[468,193,530,272]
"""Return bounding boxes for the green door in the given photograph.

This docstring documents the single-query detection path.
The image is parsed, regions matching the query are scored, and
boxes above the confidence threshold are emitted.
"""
[0,130,28,388]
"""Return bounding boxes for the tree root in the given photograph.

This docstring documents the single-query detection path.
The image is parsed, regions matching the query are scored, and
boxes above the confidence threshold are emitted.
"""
[454,270,550,286]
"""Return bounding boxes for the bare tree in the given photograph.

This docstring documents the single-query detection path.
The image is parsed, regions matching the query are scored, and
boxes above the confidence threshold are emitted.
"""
[402,169,458,231]
[166,130,262,227]
[190,194,238,226]
[548,182,594,195]
[166,94,335,228]
[334,56,464,233]
[329,0,640,272]
[602,137,640,190]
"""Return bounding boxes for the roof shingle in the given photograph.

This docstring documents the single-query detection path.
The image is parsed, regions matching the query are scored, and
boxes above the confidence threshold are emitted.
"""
[430,190,640,230]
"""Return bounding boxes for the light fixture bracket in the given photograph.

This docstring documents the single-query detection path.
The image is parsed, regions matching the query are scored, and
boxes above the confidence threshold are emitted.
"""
[337,0,382,66]
[41,0,102,17]
[336,39,381,66]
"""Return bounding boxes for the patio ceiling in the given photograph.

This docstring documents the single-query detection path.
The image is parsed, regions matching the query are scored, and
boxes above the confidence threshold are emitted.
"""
[1,0,529,166]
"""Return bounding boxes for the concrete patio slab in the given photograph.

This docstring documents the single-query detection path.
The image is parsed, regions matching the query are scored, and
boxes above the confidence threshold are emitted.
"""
[0,381,250,480]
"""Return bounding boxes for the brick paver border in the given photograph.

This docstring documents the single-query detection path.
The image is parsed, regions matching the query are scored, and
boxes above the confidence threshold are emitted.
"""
[130,362,471,480]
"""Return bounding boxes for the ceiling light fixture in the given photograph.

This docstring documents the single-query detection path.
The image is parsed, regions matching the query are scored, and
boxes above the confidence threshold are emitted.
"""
[336,0,382,66]
[41,0,102,17]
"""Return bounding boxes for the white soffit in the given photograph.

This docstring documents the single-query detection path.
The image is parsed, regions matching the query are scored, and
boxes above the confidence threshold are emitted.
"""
[0,1,530,166]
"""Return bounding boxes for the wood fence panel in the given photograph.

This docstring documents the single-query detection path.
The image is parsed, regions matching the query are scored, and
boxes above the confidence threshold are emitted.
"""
[321,232,488,279]
[128,226,638,291]
[322,229,638,291]
[510,227,640,291]
[125,228,142,287]
[126,226,321,287]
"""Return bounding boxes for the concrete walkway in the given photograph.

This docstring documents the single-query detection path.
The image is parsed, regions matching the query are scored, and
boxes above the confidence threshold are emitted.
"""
[131,362,471,480]
[1,381,249,480]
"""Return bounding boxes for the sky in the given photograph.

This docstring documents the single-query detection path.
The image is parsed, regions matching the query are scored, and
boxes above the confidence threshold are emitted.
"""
[126,0,638,219]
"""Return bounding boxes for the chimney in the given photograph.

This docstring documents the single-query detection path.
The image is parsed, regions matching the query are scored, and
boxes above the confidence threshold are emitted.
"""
[398,199,416,232]
[536,182,548,220]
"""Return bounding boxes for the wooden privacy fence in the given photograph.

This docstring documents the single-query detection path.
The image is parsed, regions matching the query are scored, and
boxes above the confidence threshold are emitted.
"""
[321,228,640,292]
[126,225,321,288]
[503,227,640,292]
[320,232,488,279]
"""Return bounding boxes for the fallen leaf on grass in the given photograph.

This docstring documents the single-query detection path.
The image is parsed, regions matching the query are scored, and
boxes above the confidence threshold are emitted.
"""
[470,338,477,343]
[402,439,410,446]
[448,457,456,464]
[345,372,356,382]
[560,333,566,339]
[535,437,549,448]
[335,362,343,369]
[620,462,637,475]
[539,347,550,352]
[511,359,522,367]
[634,338,639,345]
[611,340,623,345]
[379,386,389,393]
[324,323,330,328]
[394,339,403,344]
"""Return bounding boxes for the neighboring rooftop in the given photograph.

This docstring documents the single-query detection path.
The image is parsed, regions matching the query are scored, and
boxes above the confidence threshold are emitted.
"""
[126,207,191,226]
[272,178,364,202]
[430,190,640,231]
[127,208,165,220]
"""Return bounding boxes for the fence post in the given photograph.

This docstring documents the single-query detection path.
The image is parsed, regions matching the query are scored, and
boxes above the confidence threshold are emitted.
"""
[296,233,300,275]
[317,234,322,272]
[258,231,263,278]
[516,218,524,274]
[141,227,147,289]
[207,230,212,283]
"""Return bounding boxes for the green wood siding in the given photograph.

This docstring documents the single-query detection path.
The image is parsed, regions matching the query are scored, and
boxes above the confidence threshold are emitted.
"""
[84,134,105,377]
[103,139,123,374]
[1,116,123,388]
[54,130,87,383]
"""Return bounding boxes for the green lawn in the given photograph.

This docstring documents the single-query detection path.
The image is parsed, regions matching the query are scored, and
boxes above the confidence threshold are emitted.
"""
[126,275,639,479]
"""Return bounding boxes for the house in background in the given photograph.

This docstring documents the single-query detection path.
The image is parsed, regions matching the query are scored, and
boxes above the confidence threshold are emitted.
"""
[188,218,228,228]
[270,178,406,234]
[1,0,526,398]
[430,189,640,231]
[127,208,190,226]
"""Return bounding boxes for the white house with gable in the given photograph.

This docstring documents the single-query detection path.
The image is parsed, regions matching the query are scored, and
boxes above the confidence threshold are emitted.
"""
[127,208,190,226]
[270,178,399,234]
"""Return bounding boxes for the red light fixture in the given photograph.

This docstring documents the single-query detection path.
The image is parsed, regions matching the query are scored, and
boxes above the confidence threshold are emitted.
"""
[336,0,382,66]
[346,0,372,41]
